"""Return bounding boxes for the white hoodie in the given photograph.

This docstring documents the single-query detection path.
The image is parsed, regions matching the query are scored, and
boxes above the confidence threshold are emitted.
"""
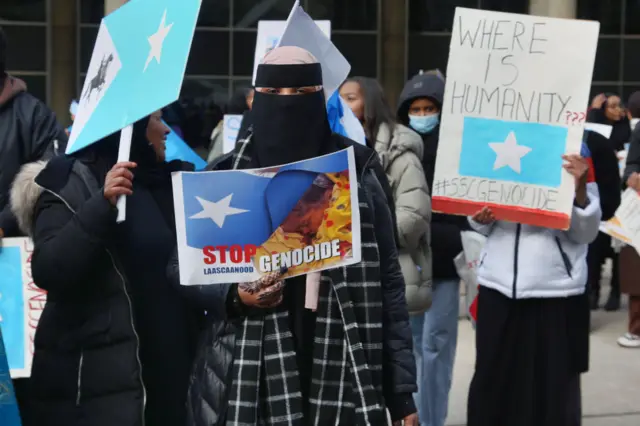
[468,183,602,299]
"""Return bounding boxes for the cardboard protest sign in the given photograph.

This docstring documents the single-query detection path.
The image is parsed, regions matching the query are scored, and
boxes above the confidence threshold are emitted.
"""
[432,8,599,229]
[0,238,45,379]
[600,189,640,252]
[252,17,330,86]
[67,0,201,155]
[172,148,361,285]
[0,327,22,425]
[222,114,243,154]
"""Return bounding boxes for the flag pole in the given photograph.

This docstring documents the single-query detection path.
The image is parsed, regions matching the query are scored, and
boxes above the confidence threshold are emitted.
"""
[116,124,133,223]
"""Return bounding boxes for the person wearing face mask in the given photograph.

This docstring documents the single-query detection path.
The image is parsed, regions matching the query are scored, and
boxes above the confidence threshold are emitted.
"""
[10,111,200,426]
[169,46,418,426]
[396,69,468,426]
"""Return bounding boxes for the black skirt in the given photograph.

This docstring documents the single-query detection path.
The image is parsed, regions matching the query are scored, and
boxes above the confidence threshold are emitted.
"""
[467,286,589,426]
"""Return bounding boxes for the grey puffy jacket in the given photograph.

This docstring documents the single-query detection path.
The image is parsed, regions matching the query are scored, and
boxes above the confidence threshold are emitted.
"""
[373,122,432,314]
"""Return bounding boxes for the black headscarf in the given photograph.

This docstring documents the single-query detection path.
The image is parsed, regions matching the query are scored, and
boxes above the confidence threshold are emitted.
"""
[0,26,6,84]
[72,116,173,187]
[252,63,331,167]
[588,93,631,151]
[225,88,252,115]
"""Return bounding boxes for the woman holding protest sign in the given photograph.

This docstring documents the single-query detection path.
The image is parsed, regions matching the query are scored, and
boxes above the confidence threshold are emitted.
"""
[465,143,601,426]
[10,111,200,426]
[168,46,418,426]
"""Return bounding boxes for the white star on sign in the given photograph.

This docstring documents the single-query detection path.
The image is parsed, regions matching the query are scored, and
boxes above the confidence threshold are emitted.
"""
[488,131,532,174]
[144,9,174,72]
[190,194,249,228]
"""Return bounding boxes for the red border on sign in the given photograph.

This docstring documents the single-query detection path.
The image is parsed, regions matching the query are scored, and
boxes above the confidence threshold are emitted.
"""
[432,196,570,230]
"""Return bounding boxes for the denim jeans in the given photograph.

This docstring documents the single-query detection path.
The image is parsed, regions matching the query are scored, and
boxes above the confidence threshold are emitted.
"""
[410,278,460,426]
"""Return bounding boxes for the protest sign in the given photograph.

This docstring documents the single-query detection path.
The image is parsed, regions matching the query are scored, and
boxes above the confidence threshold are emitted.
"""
[0,327,22,425]
[0,238,44,379]
[164,120,207,170]
[601,189,640,252]
[252,17,331,86]
[67,0,200,155]
[222,114,243,154]
[432,8,599,230]
[172,147,362,285]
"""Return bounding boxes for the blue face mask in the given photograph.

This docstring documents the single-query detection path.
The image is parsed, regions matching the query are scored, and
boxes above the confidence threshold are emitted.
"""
[409,114,439,134]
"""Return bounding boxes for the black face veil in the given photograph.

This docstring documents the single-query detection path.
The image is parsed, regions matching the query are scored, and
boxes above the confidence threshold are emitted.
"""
[251,63,331,167]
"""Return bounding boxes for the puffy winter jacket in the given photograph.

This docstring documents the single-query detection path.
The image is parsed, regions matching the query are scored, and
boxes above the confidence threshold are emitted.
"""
[0,75,67,237]
[469,181,601,299]
[373,122,432,314]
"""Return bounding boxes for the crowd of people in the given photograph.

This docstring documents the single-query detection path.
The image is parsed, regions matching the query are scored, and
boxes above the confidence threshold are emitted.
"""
[1,23,638,426]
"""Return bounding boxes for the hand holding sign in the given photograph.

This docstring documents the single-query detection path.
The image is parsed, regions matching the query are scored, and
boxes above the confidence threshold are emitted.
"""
[238,268,287,309]
[104,162,137,206]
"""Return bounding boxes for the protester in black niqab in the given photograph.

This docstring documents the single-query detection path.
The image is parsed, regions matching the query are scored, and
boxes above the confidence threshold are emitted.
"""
[252,62,331,166]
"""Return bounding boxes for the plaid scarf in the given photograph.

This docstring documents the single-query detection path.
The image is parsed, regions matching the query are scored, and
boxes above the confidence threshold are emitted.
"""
[225,135,387,426]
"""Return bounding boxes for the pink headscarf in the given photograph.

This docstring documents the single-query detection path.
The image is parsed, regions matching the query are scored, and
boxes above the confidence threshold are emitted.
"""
[261,46,319,65]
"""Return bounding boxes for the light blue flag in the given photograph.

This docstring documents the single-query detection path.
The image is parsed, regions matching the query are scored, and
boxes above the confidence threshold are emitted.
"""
[163,120,207,170]
[66,0,201,155]
[327,91,366,146]
[0,332,21,426]
[459,117,567,188]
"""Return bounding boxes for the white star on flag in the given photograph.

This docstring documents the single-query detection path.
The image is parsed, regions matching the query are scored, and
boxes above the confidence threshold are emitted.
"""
[190,194,249,228]
[144,9,174,72]
[488,131,532,174]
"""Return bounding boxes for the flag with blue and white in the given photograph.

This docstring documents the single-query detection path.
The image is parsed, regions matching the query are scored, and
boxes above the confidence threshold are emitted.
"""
[163,120,207,170]
[66,0,201,155]
[172,148,362,285]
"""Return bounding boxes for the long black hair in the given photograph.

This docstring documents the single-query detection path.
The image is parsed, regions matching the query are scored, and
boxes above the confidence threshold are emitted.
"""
[342,77,396,145]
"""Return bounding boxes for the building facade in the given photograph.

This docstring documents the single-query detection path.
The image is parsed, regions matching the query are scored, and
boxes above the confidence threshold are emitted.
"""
[1,0,638,125]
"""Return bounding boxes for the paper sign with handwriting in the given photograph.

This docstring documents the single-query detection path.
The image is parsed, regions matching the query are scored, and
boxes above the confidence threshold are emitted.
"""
[0,238,45,378]
[432,8,599,229]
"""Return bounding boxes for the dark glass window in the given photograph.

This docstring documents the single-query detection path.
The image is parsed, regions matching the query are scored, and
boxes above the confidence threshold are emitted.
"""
[233,0,292,29]
[623,85,640,103]
[333,34,377,77]
[408,34,450,78]
[577,0,623,35]
[623,39,640,82]
[181,77,230,105]
[0,0,46,22]
[306,0,378,31]
[199,0,231,27]
[186,30,230,75]
[19,74,46,102]
[3,25,46,71]
[409,0,478,32]
[79,27,99,73]
[590,85,622,101]
[479,0,528,13]
[231,78,253,93]
[80,0,105,24]
[592,38,622,82]
[625,0,640,34]
[232,31,257,77]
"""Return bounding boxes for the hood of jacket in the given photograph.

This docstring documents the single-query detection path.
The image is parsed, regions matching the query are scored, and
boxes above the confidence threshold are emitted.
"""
[397,72,445,127]
[373,122,424,170]
[0,75,27,108]
[10,160,48,237]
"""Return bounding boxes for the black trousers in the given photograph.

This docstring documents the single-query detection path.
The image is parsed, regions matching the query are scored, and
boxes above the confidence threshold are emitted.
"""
[468,287,587,426]
[587,233,619,295]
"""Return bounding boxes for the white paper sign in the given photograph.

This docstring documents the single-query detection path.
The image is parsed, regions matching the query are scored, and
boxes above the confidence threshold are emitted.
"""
[585,122,613,139]
[222,114,243,154]
[0,238,45,378]
[252,18,331,86]
[431,8,599,230]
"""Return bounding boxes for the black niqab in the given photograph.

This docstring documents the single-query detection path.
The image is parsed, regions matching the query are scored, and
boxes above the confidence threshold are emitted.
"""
[252,63,331,167]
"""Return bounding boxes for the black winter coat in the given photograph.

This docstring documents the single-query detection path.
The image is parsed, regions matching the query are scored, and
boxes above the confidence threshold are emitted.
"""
[623,124,640,187]
[13,157,144,426]
[11,154,197,426]
[168,135,417,425]
[0,76,67,237]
